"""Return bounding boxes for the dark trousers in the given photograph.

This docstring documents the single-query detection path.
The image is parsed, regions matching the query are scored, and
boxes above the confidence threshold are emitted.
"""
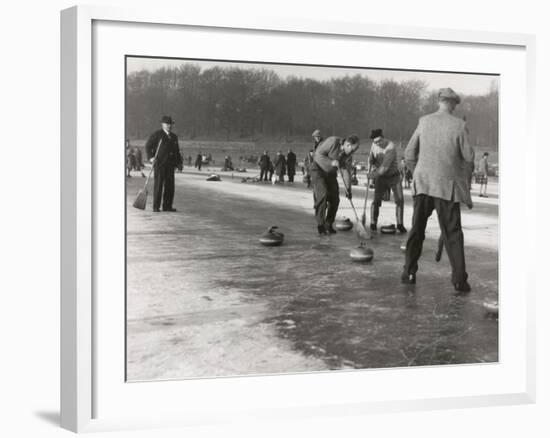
[371,175,405,225]
[403,194,468,284]
[260,167,268,181]
[288,168,295,182]
[153,165,175,211]
[311,168,339,226]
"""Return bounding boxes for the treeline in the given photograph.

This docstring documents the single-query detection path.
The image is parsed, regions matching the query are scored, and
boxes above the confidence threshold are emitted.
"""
[126,64,498,148]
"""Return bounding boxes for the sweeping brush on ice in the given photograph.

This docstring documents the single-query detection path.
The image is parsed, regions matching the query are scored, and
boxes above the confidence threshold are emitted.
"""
[133,138,162,210]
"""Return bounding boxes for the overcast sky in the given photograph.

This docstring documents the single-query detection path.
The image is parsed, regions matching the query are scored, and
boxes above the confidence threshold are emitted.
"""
[127,57,498,96]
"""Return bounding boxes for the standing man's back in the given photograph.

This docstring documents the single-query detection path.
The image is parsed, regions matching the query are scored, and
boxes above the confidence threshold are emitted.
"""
[403,88,475,292]
[407,111,474,205]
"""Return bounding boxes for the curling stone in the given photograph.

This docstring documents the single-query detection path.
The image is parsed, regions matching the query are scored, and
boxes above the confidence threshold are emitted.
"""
[380,224,397,235]
[259,226,284,246]
[350,246,374,262]
[334,217,353,231]
[206,174,221,181]
[483,300,498,316]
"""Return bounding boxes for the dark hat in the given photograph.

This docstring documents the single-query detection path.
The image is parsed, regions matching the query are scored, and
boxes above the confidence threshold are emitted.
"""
[438,88,461,104]
[312,129,322,137]
[160,115,174,124]
[370,129,383,140]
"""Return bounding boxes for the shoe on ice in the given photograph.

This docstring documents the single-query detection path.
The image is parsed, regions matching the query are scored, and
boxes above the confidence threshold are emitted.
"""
[397,224,407,234]
[454,280,471,293]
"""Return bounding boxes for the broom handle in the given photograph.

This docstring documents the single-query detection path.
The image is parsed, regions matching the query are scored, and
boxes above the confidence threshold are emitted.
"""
[362,179,371,221]
[339,168,361,222]
[143,137,163,188]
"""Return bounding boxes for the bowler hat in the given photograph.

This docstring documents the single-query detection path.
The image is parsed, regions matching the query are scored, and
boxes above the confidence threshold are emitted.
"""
[438,88,461,104]
[160,115,174,124]
[312,129,321,137]
[370,129,383,140]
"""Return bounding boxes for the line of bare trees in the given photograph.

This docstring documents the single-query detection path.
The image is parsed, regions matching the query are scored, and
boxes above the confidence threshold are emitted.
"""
[126,64,498,148]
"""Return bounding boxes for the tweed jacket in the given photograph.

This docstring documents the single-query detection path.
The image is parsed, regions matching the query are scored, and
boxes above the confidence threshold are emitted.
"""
[405,110,475,206]
[313,136,354,189]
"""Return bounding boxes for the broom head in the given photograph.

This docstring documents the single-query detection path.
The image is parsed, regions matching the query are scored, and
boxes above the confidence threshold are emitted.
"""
[354,220,372,242]
[133,187,148,210]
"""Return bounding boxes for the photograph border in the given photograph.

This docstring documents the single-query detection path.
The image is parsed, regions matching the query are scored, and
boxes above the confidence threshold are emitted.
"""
[61,5,536,433]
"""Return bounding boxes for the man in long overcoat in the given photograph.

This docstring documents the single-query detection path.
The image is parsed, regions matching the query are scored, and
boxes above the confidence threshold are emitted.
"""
[145,116,183,212]
[286,149,297,183]
[274,151,286,183]
[258,151,271,181]
[402,88,475,292]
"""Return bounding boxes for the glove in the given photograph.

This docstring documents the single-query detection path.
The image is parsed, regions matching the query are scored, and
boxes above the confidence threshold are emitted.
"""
[331,159,339,168]
[150,157,155,164]
[345,190,352,200]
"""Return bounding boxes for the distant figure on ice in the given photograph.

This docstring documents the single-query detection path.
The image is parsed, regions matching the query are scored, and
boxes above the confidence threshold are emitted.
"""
[268,160,275,182]
[133,145,146,177]
[311,135,361,235]
[286,149,297,183]
[478,152,489,197]
[274,151,286,183]
[145,116,183,212]
[400,157,412,189]
[126,139,136,177]
[366,129,407,234]
[223,155,234,171]
[304,149,314,189]
[258,150,271,181]
[195,152,203,171]
[402,88,475,292]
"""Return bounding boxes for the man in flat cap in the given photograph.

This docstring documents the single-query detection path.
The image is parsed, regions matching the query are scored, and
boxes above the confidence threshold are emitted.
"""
[145,116,183,212]
[402,88,475,292]
[366,129,407,234]
[311,134,361,235]
[312,129,324,151]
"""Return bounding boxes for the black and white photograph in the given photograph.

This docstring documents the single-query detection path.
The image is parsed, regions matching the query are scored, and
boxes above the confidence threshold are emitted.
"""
[4,0,549,435]
[125,56,499,381]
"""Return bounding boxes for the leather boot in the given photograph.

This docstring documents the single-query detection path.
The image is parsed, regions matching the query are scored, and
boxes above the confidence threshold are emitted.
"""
[370,204,379,231]
[396,204,406,233]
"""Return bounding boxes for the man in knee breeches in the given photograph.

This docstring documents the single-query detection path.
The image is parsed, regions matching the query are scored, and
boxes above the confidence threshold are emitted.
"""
[366,129,407,234]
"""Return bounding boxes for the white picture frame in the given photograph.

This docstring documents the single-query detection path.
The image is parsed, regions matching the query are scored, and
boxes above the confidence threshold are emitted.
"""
[60,5,536,433]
